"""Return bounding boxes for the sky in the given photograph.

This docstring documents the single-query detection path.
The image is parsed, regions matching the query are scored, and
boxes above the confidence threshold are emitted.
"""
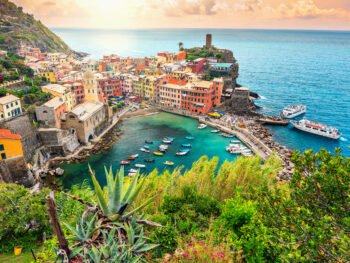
[12,0,350,30]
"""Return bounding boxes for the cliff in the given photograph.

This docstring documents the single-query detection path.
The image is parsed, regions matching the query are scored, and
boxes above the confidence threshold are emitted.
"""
[0,0,85,56]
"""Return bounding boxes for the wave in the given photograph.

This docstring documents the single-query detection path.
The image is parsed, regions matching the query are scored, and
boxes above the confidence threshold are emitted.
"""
[340,137,348,142]
[259,95,267,100]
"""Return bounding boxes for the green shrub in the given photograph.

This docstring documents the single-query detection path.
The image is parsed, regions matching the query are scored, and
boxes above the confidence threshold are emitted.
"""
[0,184,51,253]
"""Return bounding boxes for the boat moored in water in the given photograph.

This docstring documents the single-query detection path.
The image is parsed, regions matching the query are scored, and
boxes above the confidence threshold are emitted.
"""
[281,105,306,119]
[230,140,240,144]
[145,140,153,144]
[164,161,174,166]
[140,148,150,153]
[129,169,138,173]
[176,151,188,156]
[185,136,194,140]
[135,164,146,168]
[181,144,192,148]
[291,118,341,140]
[144,159,155,162]
[120,161,130,165]
[162,139,172,144]
[198,123,207,129]
[154,152,164,156]
[131,154,139,158]
[127,156,135,160]
[159,145,169,149]
[211,129,220,133]
[167,137,175,141]
[143,145,150,149]
[179,149,190,152]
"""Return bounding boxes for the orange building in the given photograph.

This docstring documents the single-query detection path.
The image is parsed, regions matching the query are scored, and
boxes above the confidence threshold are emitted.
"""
[0,129,23,160]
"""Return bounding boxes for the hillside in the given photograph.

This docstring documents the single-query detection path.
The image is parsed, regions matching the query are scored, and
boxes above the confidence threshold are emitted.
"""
[0,0,82,56]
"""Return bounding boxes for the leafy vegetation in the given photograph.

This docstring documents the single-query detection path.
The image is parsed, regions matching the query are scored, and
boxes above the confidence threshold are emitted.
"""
[0,149,348,262]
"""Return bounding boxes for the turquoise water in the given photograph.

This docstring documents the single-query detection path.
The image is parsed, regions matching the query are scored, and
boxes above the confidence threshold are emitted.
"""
[51,28,350,158]
[61,112,239,188]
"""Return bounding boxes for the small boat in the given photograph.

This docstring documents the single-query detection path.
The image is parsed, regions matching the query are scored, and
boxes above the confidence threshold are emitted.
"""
[154,152,164,156]
[211,129,220,133]
[230,140,240,144]
[145,140,153,144]
[120,161,130,165]
[164,161,174,166]
[129,169,138,173]
[224,135,234,138]
[140,148,147,152]
[143,145,150,149]
[179,149,190,152]
[185,136,194,140]
[176,151,188,156]
[162,139,172,144]
[144,159,155,162]
[181,144,192,148]
[127,157,135,160]
[128,172,137,177]
[167,137,175,141]
[198,123,207,129]
[135,164,146,168]
[159,148,167,153]
[131,154,139,158]
[159,145,169,149]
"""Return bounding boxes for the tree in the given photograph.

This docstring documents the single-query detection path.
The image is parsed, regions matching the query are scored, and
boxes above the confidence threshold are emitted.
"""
[257,148,350,262]
[178,42,184,51]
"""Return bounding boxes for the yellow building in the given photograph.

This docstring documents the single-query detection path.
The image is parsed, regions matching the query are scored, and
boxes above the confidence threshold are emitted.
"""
[0,94,22,121]
[144,76,157,102]
[41,84,76,111]
[133,76,146,97]
[39,71,56,82]
[0,129,23,160]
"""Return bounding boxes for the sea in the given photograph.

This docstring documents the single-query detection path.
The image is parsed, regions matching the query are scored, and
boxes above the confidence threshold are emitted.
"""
[51,28,350,187]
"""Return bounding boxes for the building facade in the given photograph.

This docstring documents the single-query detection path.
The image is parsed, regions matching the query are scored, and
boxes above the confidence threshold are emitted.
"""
[35,97,66,128]
[0,129,23,160]
[0,95,22,121]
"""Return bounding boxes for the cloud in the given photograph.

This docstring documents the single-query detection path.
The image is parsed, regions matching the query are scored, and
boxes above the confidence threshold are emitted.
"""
[235,0,264,12]
[162,0,223,17]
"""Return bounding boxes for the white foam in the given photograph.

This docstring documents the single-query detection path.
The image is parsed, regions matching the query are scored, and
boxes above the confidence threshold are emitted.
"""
[259,95,267,100]
[340,137,347,142]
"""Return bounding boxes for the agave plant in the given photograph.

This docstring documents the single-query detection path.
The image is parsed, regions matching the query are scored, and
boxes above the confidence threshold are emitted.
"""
[63,214,99,243]
[89,165,157,221]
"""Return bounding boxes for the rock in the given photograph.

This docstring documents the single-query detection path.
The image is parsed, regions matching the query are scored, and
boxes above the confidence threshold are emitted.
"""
[55,167,65,177]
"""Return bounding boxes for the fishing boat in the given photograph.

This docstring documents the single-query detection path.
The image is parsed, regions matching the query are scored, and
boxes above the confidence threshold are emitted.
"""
[145,140,153,144]
[159,145,169,150]
[144,159,155,162]
[176,151,188,156]
[164,161,174,166]
[181,144,192,148]
[230,140,240,144]
[153,152,164,156]
[135,164,146,168]
[167,137,175,141]
[211,129,220,133]
[127,156,135,160]
[119,161,130,165]
[198,123,207,129]
[185,136,194,140]
[162,139,172,144]
[128,169,138,173]
[131,154,139,158]
[291,119,341,140]
[281,105,306,119]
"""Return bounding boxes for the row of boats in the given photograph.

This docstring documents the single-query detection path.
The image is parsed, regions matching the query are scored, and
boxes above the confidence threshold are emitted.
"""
[281,105,341,140]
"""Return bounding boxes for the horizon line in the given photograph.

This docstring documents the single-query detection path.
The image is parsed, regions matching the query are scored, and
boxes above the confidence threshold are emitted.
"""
[50,27,350,33]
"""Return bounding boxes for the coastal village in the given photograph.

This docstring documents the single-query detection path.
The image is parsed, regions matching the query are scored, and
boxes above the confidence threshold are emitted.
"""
[0,34,294,188]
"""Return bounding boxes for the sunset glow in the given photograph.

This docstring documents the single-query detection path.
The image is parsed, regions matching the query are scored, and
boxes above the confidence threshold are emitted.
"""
[12,0,350,30]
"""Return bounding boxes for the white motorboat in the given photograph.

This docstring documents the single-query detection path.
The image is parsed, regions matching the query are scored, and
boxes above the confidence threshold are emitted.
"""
[291,118,341,140]
[281,105,306,119]
[135,164,146,168]
[198,123,207,129]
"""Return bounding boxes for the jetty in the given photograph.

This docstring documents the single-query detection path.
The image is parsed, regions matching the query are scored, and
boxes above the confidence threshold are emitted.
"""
[257,118,289,126]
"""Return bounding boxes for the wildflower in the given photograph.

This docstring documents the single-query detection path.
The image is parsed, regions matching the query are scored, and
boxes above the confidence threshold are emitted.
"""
[193,235,197,238]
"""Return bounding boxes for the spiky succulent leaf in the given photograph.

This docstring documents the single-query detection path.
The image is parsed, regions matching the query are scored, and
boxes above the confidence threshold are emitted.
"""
[109,166,124,214]
[90,165,109,216]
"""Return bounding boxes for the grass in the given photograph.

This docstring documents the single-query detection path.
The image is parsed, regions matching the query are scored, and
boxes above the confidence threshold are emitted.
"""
[0,250,34,263]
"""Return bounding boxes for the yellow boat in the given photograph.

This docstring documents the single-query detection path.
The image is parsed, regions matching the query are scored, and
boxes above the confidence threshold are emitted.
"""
[164,161,174,166]
[153,152,163,156]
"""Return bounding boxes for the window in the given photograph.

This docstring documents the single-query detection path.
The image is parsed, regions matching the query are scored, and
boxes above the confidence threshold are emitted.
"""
[1,153,6,160]
[6,105,9,109]
[0,145,4,151]
[15,101,18,105]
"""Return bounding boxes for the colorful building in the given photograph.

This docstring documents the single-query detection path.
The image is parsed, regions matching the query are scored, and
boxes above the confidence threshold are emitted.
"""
[133,76,146,97]
[0,129,23,160]
[188,58,207,73]
[35,97,66,128]
[38,71,56,82]
[41,84,76,111]
[0,95,22,121]
[96,76,122,99]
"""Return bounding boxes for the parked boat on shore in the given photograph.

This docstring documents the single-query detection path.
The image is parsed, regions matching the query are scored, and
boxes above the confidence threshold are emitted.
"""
[291,119,341,139]
[281,105,306,119]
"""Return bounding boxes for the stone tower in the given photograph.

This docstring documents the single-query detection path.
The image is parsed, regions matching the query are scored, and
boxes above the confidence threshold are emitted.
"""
[83,70,100,103]
[206,34,212,49]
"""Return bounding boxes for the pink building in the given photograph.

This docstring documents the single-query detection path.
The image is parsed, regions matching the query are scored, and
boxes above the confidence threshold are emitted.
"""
[188,58,207,73]
[97,77,122,99]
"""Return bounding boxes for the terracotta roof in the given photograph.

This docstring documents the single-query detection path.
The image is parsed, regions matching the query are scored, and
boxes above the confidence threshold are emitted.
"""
[136,65,145,70]
[168,79,187,85]
[0,129,21,140]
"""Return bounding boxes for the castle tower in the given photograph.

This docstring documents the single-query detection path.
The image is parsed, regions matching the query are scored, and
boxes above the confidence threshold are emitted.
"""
[83,70,100,103]
[206,34,212,49]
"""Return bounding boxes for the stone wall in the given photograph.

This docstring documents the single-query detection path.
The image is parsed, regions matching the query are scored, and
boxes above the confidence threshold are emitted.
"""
[0,156,34,187]
[35,106,56,127]
[0,113,41,161]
